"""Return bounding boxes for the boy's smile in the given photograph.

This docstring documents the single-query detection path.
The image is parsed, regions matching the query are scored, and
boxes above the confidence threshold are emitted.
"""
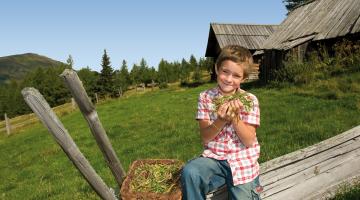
[216,60,245,96]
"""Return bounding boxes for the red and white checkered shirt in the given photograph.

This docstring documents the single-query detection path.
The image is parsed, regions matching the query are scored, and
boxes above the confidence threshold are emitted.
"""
[196,86,261,185]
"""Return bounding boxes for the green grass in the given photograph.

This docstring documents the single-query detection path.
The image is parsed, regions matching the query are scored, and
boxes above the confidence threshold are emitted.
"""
[0,73,359,199]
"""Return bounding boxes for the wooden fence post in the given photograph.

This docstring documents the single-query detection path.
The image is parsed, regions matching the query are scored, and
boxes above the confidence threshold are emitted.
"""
[95,93,99,104]
[4,113,11,135]
[60,69,126,188]
[119,87,122,97]
[21,88,116,200]
[71,98,76,110]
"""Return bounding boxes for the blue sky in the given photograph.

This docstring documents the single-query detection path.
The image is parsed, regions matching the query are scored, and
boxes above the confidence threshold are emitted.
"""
[1,0,287,72]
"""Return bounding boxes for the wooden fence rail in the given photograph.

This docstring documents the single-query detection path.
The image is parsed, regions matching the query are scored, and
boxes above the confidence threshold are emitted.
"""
[60,69,126,188]
[0,101,76,135]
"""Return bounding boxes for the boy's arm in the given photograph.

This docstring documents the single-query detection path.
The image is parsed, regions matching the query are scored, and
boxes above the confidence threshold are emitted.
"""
[198,102,234,144]
[198,118,227,144]
[231,119,257,147]
[228,98,258,147]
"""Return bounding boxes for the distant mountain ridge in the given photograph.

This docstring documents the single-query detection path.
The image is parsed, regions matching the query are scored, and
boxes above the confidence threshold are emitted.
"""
[0,53,65,84]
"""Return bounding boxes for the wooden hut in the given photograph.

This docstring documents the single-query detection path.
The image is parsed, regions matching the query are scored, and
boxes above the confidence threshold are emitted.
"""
[205,23,278,81]
[260,0,360,82]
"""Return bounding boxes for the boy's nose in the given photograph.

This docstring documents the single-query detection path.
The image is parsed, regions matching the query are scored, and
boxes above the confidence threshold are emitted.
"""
[225,74,233,82]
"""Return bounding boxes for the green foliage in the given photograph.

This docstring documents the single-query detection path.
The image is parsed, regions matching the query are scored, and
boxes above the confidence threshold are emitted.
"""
[157,59,170,84]
[77,67,99,102]
[158,82,169,89]
[97,49,115,97]
[0,63,72,119]
[192,66,202,84]
[66,55,74,69]
[114,60,131,94]
[130,58,155,87]
[329,180,360,200]
[189,54,197,71]
[179,58,191,84]
[272,39,360,87]
[273,56,315,85]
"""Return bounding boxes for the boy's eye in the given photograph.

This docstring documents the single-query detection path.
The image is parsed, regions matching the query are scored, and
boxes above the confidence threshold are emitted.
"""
[234,75,242,79]
[222,69,229,74]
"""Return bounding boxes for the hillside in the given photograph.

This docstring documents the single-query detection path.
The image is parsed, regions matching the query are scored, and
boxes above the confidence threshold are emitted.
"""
[0,53,65,84]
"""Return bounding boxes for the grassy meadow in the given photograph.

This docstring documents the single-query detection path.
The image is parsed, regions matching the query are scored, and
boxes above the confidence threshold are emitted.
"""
[1,72,360,199]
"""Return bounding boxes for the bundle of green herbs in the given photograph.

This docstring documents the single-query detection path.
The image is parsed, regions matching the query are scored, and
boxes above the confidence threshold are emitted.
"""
[213,91,254,119]
[130,162,182,194]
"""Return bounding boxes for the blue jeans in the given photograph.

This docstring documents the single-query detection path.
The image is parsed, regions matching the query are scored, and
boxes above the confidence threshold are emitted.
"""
[181,157,261,200]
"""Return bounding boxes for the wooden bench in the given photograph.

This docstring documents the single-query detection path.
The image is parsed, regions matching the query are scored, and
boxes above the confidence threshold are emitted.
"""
[207,125,360,200]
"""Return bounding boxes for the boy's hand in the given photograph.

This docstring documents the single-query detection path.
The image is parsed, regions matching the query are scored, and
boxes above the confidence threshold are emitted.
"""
[217,103,231,122]
[228,99,243,116]
[217,100,243,122]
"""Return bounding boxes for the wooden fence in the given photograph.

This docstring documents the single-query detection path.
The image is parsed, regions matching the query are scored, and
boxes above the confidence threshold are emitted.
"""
[0,100,76,135]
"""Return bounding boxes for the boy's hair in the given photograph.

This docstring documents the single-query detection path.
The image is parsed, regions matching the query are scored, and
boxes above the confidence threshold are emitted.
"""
[215,45,254,79]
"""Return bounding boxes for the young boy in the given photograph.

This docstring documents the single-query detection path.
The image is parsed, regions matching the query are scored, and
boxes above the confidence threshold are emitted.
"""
[181,45,262,200]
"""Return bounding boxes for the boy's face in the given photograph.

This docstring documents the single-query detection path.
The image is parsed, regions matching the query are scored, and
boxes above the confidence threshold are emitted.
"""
[216,60,245,95]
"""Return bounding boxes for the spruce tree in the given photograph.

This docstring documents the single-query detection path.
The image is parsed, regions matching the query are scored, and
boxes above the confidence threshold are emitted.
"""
[180,58,190,84]
[117,60,131,92]
[98,49,115,97]
[66,54,74,69]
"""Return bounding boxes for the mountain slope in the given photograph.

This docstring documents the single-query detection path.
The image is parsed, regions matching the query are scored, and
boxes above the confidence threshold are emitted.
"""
[0,53,65,84]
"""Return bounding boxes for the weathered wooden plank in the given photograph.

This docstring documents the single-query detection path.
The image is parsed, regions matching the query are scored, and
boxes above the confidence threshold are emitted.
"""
[261,138,360,188]
[260,126,360,172]
[60,69,126,188]
[263,150,360,200]
[21,87,116,200]
[260,125,360,199]
[261,144,360,199]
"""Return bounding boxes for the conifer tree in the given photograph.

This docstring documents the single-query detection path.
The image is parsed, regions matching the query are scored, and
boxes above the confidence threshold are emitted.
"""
[189,54,198,71]
[66,54,74,69]
[180,58,190,84]
[98,49,115,96]
[115,60,131,92]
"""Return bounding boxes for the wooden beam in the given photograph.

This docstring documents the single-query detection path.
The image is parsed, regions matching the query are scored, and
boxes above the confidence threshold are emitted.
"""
[21,87,116,200]
[60,69,126,188]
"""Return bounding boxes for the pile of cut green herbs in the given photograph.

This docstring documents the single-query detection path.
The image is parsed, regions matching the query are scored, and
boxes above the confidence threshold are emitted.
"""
[213,91,254,113]
[130,162,183,194]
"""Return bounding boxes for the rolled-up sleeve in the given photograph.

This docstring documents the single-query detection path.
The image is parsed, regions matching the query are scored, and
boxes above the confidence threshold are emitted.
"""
[240,94,260,127]
[196,92,211,120]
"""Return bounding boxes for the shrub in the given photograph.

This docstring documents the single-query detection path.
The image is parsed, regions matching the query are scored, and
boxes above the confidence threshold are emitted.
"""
[158,82,169,89]
[273,39,360,86]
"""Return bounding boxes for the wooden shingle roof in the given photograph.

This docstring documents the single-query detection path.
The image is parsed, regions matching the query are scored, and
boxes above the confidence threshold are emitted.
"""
[262,0,360,50]
[205,23,278,57]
